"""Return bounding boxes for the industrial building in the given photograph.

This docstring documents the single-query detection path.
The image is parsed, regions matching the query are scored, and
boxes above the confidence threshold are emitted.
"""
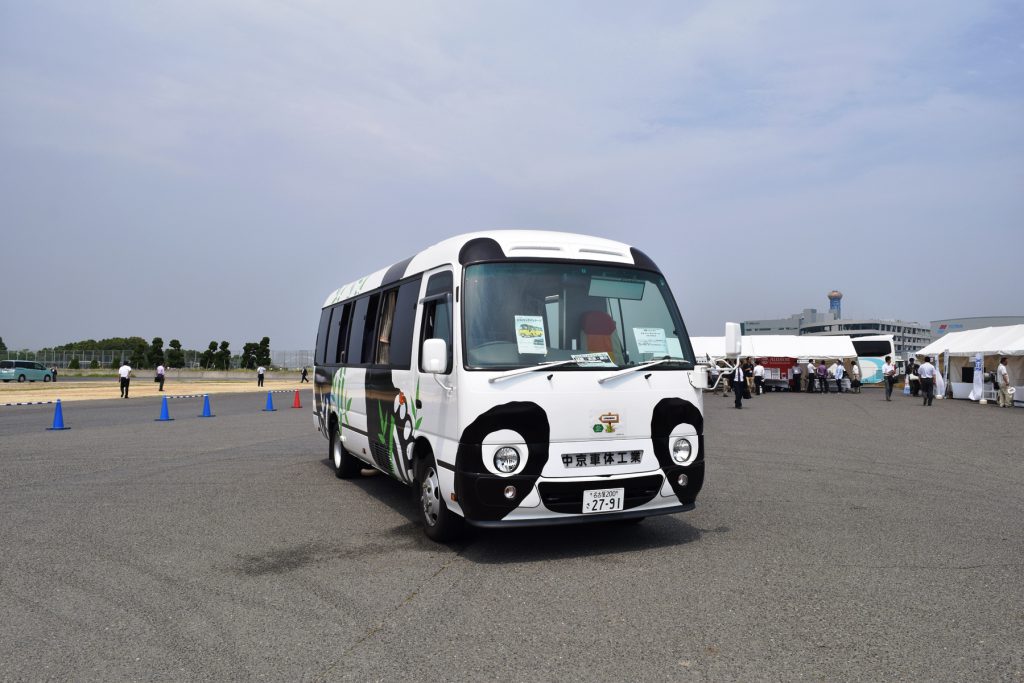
[742,290,933,359]
[930,316,1024,339]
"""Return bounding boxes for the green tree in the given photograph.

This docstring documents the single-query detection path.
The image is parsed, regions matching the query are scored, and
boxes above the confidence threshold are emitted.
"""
[166,339,184,368]
[215,341,231,370]
[257,336,271,367]
[147,337,165,368]
[68,358,81,369]
[0,336,6,351]
[201,341,217,369]
[241,342,259,369]
[89,359,100,369]
[130,340,148,369]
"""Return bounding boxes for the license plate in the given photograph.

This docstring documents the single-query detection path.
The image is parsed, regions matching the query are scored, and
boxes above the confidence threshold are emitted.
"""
[582,487,625,514]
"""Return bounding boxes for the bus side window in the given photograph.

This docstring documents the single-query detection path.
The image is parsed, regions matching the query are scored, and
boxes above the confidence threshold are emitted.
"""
[376,289,399,365]
[420,272,453,374]
[388,278,421,370]
[360,293,382,365]
[334,304,352,364]
[345,297,370,365]
[315,307,333,365]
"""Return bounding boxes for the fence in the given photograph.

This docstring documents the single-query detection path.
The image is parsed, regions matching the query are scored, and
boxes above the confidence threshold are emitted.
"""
[1,350,314,370]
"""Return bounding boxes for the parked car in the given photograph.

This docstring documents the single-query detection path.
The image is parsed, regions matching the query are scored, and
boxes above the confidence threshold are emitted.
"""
[0,360,55,382]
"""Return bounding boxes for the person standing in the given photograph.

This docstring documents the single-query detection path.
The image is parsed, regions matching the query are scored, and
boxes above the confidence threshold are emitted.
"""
[850,361,861,393]
[742,358,754,398]
[118,361,132,399]
[882,355,896,400]
[817,360,828,394]
[906,358,920,397]
[156,363,166,392]
[51,366,58,382]
[918,356,937,406]
[257,365,266,387]
[834,361,846,393]
[733,363,745,409]
[792,361,802,392]
[806,359,817,393]
[300,366,310,383]
[753,359,765,395]
[996,357,1013,408]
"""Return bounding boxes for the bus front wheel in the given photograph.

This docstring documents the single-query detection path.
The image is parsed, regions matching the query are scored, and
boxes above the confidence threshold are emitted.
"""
[416,453,464,542]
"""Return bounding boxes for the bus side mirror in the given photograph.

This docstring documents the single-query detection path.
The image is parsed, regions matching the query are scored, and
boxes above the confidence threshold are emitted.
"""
[725,322,742,358]
[690,365,710,390]
[422,339,447,374]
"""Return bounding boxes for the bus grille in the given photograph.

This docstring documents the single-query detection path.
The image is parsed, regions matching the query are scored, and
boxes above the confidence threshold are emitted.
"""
[538,474,663,514]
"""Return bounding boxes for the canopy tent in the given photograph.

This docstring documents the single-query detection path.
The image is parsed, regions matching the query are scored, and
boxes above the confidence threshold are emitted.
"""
[916,325,1024,358]
[914,325,1023,403]
[691,335,858,362]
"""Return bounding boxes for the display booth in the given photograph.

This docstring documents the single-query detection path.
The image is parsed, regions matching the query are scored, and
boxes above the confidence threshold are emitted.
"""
[692,335,858,390]
[915,325,1024,405]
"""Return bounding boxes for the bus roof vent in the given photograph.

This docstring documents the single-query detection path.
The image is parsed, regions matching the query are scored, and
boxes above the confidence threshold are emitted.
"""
[578,247,627,258]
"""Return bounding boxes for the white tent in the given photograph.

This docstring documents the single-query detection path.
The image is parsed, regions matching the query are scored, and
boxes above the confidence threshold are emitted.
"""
[915,325,1024,403]
[916,325,1024,358]
[691,335,858,362]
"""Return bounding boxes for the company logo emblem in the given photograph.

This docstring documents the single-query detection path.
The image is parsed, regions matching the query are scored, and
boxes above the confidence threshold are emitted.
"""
[595,412,620,433]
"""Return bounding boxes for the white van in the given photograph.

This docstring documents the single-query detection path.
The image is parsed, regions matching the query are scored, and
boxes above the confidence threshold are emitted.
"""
[314,231,710,540]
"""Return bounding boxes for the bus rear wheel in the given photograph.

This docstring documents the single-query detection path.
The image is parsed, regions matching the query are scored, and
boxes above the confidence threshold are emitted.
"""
[416,453,464,542]
[330,423,360,479]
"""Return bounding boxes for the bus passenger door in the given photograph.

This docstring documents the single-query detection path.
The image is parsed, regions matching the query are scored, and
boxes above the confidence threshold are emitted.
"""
[413,269,459,471]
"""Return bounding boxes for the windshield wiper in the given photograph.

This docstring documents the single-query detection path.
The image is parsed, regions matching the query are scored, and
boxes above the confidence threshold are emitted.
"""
[597,357,691,384]
[488,359,581,383]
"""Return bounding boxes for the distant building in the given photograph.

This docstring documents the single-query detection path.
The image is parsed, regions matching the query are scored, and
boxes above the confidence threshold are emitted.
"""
[930,316,1024,339]
[742,291,933,359]
[800,319,932,359]
[742,309,831,335]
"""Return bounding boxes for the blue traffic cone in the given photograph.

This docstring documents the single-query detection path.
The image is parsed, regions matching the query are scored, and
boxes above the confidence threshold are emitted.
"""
[198,394,214,418]
[263,391,277,412]
[155,395,174,421]
[46,399,70,430]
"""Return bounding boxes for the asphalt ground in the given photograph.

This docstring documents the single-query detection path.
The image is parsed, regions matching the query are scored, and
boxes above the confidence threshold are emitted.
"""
[1,389,1021,681]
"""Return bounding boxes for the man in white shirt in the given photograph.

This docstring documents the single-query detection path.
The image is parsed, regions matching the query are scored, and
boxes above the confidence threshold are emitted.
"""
[156,363,166,392]
[806,360,817,393]
[918,356,937,406]
[792,361,802,392]
[996,357,1012,408]
[833,361,845,393]
[257,365,266,387]
[118,362,132,399]
[882,355,896,401]
[851,361,861,393]
[753,360,765,395]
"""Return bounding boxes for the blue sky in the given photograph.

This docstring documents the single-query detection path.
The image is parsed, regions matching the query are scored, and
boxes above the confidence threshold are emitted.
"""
[2,1,1021,350]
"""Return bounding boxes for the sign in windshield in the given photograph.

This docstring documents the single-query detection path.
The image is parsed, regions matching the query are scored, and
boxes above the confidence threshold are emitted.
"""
[463,262,694,370]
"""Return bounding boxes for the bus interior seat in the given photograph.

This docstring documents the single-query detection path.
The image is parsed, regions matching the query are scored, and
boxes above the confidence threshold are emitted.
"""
[580,311,622,363]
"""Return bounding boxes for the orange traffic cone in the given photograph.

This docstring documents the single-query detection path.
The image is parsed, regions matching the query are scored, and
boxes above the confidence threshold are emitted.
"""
[292,390,302,409]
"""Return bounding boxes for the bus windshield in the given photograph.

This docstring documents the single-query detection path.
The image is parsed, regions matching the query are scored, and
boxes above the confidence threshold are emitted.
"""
[463,262,694,370]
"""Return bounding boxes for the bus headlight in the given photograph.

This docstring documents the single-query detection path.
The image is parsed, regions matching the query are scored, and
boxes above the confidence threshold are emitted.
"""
[671,438,693,464]
[494,447,521,473]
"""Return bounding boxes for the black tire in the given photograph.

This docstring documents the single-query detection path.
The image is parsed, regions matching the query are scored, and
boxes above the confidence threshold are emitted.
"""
[329,422,360,479]
[17,374,26,383]
[416,451,464,542]
[43,375,52,383]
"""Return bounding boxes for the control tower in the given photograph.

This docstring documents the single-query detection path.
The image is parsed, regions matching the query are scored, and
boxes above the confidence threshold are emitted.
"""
[827,290,843,320]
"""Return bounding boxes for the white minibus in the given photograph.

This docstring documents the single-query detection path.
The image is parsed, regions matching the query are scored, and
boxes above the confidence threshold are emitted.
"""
[314,231,715,540]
